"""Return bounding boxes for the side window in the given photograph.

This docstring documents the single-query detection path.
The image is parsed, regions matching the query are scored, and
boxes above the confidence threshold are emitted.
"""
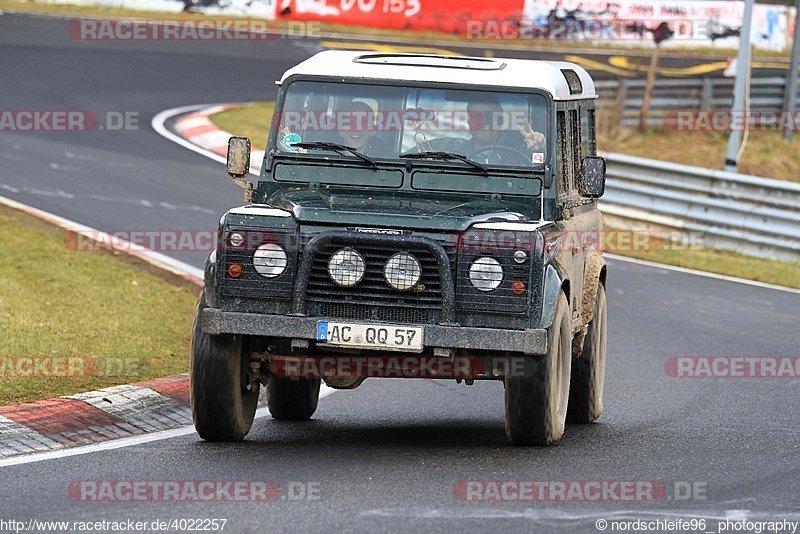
[569,109,580,190]
[581,107,596,157]
[557,110,571,197]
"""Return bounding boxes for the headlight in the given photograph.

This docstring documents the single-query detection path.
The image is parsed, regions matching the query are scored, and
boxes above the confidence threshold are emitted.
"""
[253,243,287,278]
[328,248,366,287]
[384,252,422,291]
[469,257,503,291]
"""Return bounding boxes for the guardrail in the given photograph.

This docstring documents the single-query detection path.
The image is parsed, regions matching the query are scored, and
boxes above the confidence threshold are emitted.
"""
[599,152,800,263]
[596,76,800,128]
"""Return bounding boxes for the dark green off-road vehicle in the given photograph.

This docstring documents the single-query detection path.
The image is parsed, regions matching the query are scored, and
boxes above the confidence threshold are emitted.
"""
[190,51,608,446]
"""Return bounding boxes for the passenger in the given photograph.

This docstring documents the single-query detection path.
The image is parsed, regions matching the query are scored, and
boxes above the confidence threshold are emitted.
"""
[338,101,391,156]
[459,95,546,164]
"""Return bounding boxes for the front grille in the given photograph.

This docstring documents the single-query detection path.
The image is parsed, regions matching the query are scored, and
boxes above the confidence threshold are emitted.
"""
[314,302,434,324]
[301,233,455,324]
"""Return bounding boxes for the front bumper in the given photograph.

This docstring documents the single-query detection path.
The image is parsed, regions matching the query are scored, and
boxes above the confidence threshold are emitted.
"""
[202,309,548,355]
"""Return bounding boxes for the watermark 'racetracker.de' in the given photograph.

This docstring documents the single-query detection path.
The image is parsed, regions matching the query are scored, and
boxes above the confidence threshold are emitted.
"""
[0,110,138,132]
[68,19,320,41]
[665,356,800,378]
[68,480,321,502]
[454,480,707,502]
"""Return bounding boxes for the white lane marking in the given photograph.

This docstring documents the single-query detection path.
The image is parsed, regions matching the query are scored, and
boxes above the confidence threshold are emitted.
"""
[0,194,204,282]
[726,510,750,520]
[607,254,800,295]
[360,507,799,521]
[1,183,215,213]
[151,104,260,177]
[0,388,336,468]
[64,151,96,162]
[48,162,82,172]
[175,115,213,132]
[151,105,230,168]
[192,130,231,148]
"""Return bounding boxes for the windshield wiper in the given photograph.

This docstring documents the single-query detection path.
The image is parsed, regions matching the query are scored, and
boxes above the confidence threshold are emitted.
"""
[399,151,488,174]
[291,142,376,167]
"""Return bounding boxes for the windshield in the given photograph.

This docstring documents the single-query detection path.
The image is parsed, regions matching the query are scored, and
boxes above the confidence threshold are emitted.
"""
[273,80,550,169]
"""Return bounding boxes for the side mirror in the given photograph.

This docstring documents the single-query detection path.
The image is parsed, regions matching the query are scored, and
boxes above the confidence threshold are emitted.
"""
[226,136,254,203]
[227,136,251,178]
[578,156,606,198]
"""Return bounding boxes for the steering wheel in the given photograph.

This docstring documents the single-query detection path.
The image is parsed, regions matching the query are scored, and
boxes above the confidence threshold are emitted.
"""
[471,145,531,166]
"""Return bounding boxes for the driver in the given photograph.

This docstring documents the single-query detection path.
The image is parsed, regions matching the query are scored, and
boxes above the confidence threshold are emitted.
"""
[459,95,546,165]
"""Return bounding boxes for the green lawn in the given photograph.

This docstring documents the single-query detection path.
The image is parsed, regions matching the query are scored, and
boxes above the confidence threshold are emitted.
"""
[0,208,198,404]
[210,102,274,150]
[605,236,800,289]
[599,128,800,183]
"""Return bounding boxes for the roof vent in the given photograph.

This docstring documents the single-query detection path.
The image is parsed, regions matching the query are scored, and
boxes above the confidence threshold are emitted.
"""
[560,69,583,95]
[354,54,506,71]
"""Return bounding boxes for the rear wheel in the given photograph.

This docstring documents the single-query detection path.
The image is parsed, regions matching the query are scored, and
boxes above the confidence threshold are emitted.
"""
[267,376,321,421]
[567,284,607,424]
[190,291,259,441]
[504,292,572,446]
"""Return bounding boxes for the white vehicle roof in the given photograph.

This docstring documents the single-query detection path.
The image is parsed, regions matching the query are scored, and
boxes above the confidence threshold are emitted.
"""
[278,51,596,101]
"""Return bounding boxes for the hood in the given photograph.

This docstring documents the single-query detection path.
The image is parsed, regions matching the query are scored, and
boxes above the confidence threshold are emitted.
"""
[268,189,541,231]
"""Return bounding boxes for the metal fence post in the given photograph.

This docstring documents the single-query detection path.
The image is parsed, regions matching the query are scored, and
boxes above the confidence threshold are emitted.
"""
[783,0,800,140]
[700,78,713,110]
[616,79,629,126]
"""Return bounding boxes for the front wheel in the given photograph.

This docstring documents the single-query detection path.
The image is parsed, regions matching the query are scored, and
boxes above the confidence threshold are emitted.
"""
[190,291,259,441]
[504,292,572,446]
[567,284,607,423]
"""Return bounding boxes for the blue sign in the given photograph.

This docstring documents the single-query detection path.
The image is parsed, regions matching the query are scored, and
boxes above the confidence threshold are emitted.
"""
[316,321,328,342]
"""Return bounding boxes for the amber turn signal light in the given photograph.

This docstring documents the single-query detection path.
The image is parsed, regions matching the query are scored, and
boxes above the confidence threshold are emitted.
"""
[227,264,243,278]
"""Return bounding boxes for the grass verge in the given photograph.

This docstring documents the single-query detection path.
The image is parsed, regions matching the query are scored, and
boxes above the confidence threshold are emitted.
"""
[606,234,800,289]
[599,128,800,183]
[0,0,786,60]
[211,102,274,150]
[208,102,799,288]
[0,206,198,405]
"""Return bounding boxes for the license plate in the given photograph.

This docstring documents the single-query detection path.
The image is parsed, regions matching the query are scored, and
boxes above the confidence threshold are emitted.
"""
[316,322,423,352]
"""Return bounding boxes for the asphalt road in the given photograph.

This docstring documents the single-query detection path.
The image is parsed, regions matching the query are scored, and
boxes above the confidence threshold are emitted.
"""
[1,12,799,533]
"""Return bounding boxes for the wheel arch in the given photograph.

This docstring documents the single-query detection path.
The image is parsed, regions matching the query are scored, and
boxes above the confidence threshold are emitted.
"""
[203,249,219,308]
[538,262,570,330]
[572,252,607,358]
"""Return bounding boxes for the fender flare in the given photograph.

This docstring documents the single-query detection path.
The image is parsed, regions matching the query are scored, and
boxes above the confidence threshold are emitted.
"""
[204,249,219,308]
[538,262,569,330]
[572,252,607,358]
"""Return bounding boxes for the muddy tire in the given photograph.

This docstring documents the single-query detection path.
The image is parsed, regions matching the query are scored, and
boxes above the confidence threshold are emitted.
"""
[190,290,259,441]
[267,377,321,421]
[504,292,572,446]
[568,284,607,424]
